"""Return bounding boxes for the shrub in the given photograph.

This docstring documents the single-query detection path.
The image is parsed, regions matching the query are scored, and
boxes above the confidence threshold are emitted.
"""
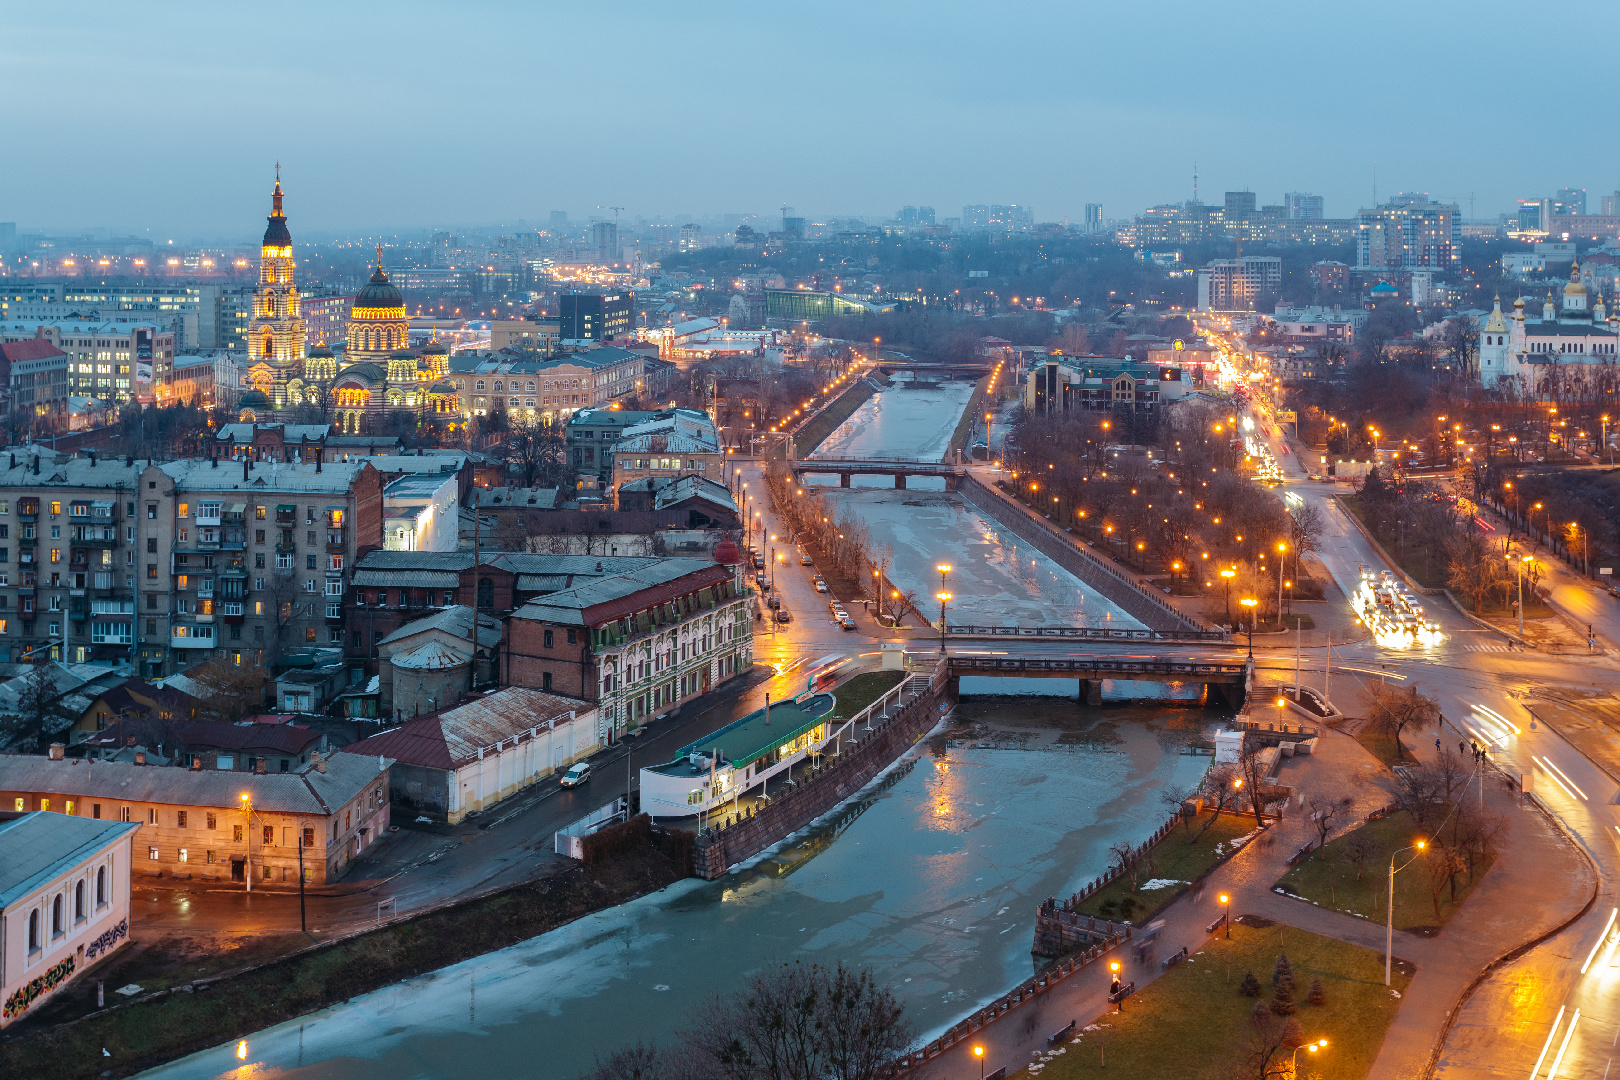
[1239,970,1262,997]
[1308,976,1326,1006]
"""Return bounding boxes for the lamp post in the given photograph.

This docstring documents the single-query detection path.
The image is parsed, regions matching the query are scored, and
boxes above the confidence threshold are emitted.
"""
[1274,541,1287,630]
[1220,567,1235,628]
[1219,891,1230,938]
[1292,1038,1328,1073]
[1386,841,1426,985]
[1513,553,1532,636]
[1240,597,1258,659]
[240,793,252,895]
[973,1044,985,1080]
[1572,522,1588,576]
[936,591,952,652]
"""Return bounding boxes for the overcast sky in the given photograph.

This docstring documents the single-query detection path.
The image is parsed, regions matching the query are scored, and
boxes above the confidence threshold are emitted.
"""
[3,0,1609,241]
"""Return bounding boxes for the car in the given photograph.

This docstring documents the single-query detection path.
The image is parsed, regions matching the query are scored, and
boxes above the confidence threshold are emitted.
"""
[755,573,771,592]
[814,578,829,593]
[626,725,647,738]
[839,615,857,631]
[767,595,781,609]
[800,552,813,566]
[752,555,765,569]
[775,608,793,623]
[559,762,591,788]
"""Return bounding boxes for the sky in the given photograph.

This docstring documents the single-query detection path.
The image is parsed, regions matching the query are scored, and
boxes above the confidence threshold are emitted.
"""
[3,0,1610,241]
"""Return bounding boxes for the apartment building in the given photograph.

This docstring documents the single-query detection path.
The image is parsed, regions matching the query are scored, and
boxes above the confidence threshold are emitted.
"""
[447,344,646,424]
[488,317,562,354]
[0,320,175,402]
[0,750,391,886]
[2,341,70,415]
[606,410,724,497]
[504,557,751,742]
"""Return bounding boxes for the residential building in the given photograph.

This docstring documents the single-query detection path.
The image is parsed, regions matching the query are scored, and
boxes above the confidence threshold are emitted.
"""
[341,687,597,823]
[1223,191,1257,219]
[166,353,217,408]
[76,719,327,772]
[1025,356,1193,414]
[1311,261,1350,293]
[0,750,391,886]
[1196,257,1282,312]
[504,555,751,741]
[382,472,458,552]
[559,291,633,341]
[1285,193,1324,220]
[0,320,173,401]
[196,283,253,351]
[3,341,69,415]
[566,407,660,490]
[488,317,562,354]
[1355,195,1461,270]
[447,345,645,423]
[1083,204,1104,232]
[607,410,724,499]
[0,811,140,1028]
[300,293,353,350]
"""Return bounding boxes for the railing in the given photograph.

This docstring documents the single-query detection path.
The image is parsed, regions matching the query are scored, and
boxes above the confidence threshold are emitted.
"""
[947,624,1229,642]
[949,656,1246,677]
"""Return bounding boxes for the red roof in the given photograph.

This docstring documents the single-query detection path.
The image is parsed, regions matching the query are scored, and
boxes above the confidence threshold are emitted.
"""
[0,340,68,363]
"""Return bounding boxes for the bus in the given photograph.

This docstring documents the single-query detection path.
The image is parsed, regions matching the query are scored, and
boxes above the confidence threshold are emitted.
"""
[803,654,854,697]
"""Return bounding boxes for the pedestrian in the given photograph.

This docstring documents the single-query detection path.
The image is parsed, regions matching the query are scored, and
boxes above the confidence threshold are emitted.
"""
[1436,737,1442,754]
[1459,740,1467,756]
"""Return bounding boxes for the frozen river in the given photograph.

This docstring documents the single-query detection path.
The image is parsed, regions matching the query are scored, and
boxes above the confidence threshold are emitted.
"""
[832,489,1143,628]
[811,378,976,462]
[142,728,1207,1080]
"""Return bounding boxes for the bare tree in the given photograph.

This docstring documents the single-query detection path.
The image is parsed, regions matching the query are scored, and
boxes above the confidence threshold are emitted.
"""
[1341,832,1378,882]
[1307,794,1347,851]
[1195,763,1242,838]
[1160,783,1200,833]
[1361,682,1442,762]
[1109,841,1142,891]
[186,659,268,724]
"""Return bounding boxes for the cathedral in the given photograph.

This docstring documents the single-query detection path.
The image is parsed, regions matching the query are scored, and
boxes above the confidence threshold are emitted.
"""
[238,171,457,429]
[1479,262,1620,399]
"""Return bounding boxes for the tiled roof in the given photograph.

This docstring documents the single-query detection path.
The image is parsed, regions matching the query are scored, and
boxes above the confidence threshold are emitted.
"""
[509,559,731,626]
[0,812,142,908]
[0,340,69,364]
[339,688,592,771]
[176,721,323,755]
[380,605,500,649]
[0,750,390,815]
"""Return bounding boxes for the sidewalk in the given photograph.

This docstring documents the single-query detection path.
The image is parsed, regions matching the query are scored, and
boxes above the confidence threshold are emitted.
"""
[923,714,1593,1080]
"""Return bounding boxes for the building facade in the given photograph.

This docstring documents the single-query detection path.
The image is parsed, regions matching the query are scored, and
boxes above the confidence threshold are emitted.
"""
[559,291,633,341]
[1356,195,1461,271]
[245,169,307,401]
[1478,270,1620,398]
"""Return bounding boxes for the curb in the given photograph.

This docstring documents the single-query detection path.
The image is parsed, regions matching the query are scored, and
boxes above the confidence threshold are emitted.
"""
[1418,787,1602,1079]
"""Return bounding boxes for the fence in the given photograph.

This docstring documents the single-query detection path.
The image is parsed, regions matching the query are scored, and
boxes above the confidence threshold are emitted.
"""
[553,797,629,860]
[947,624,1229,642]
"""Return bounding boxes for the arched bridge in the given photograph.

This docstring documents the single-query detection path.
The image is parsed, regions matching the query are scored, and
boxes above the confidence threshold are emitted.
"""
[794,457,965,489]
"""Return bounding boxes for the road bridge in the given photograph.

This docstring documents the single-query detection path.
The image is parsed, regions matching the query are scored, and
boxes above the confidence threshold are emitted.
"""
[794,457,965,489]
[944,652,1251,707]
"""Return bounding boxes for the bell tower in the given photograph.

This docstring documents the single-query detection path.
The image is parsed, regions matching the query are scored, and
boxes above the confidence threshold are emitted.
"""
[248,164,307,405]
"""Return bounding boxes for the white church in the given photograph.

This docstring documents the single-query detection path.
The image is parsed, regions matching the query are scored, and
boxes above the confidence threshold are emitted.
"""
[1480,264,1620,398]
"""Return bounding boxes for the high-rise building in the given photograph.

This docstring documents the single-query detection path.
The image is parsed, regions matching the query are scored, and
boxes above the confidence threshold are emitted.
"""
[1223,191,1257,219]
[961,205,1033,231]
[1555,187,1587,216]
[590,222,619,264]
[559,291,633,341]
[549,211,569,230]
[1284,193,1324,220]
[678,224,701,252]
[1196,257,1282,312]
[1084,204,1104,232]
[895,206,936,227]
[246,168,306,405]
[0,223,15,253]
[1355,197,1460,270]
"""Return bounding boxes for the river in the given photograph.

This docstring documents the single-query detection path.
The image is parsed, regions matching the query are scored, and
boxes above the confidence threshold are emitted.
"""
[142,719,1208,1080]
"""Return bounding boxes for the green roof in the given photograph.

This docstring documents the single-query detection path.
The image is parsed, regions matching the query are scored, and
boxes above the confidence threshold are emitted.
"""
[678,693,836,767]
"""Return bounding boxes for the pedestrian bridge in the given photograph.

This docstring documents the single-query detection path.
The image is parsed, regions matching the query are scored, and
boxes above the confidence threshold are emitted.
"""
[794,457,964,489]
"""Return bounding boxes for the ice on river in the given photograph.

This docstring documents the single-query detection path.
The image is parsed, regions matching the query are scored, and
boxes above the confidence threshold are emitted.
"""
[139,728,1206,1080]
[811,380,975,461]
[829,488,1144,629]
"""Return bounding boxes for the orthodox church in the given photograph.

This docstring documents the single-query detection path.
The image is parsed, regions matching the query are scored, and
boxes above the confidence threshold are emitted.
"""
[1478,262,1620,399]
[238,171,457,429]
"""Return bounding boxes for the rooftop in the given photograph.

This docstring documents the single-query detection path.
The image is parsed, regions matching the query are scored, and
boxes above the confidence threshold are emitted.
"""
[508,558,733,626]
[0,812,142,909]
[380,605,501,650]
[162,459,371,494]
[339,687,591,771]
[652,693,835,776]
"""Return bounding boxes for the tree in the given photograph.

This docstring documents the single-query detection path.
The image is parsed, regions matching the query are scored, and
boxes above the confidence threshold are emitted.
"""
[1308,794,1347,852]
[1160,783,1199,833]
[1307,977,1326,1007]
[1109,840,1142,891]
[1360,682,1442,761]
[186,659,268,724]
[584,1041,674,1080]
[1239,970,1262,997]
[502,417,568,488]
[1196,763,1242,838]
[1342,832,1378,882]
[1272,952,1294,994]
[4,661,60,750]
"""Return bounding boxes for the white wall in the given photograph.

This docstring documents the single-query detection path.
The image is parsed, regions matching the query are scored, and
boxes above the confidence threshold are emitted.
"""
[447,708,600,822]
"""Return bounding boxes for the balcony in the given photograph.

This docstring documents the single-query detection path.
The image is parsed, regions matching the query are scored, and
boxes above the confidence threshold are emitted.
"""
[275,542,297,554]
[326,529,347,551]
[16,536,35,546]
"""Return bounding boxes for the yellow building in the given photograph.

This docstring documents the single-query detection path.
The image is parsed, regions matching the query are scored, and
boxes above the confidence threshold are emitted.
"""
[346,250,410,363]
[245,167,307,406]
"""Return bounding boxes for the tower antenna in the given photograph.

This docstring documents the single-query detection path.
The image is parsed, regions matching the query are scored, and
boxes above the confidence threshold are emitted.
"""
[1193,162,1199,204]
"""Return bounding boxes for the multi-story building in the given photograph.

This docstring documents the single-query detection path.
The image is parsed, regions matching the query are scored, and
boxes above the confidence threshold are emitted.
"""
[447,345,645,424]
[566,408,661,490]
[607,410,724,500]
[1355,195,1461,270]
[504,555,750,741]
[1083,204,1104,232]
[1196,257,1282,312]
[1025,356,1193,414]
[559,291,633,341]
[197,283,253,351]
[300,293,353,349]
[590,222,619,264]
[0,750,391,887]
[488,317,562,354]
[1285,193,1324,220]
[0,320,173,401]
[2,341,69,415]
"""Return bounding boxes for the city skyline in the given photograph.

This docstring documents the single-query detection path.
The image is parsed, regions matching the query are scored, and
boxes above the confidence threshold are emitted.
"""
[5,0,1618,237]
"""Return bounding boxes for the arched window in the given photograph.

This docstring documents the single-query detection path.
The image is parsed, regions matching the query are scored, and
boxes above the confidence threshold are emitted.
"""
[477,577,494,609]
[28,909,39,951]
[52,894,63,935]
[96,866,106,906]
[75,880,85,920]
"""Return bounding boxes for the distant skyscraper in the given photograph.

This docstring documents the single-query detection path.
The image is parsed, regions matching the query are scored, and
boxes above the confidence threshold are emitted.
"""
[1555,187,1587,216]
[591,221,619,263]
[0,222,14,253]
[1223,191,1257,219]
[1602,193,1620,217]
[895,206,936,227]
[1284,193,1323,220]
[549,210,569,229]
[1357,197,1460,269]
[1084,204,1104,232]
[679,223,701,252]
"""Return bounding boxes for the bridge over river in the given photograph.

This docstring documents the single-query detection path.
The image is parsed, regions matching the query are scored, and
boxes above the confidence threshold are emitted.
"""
[793,456,964,488]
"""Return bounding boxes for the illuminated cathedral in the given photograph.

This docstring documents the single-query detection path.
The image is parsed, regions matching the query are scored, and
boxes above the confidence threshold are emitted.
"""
[238,172,457,429]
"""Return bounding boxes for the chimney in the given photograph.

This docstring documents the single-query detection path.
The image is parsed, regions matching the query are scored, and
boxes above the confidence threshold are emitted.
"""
[311,750,325,773]
[126,454,133,467]
[88,451,96,467]
[211,456,218,469]
[47,742,64,760]
[243,457,250,481]
[315,451,322,473]
[134,749,147,766]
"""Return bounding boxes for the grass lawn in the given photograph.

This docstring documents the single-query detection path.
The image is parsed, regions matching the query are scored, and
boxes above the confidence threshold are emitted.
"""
[1351,726,1405,766]
[1071,811,1261,926]
[832,670,907,717]
[1273,813,1492,932]
[1017,920,1411,1080]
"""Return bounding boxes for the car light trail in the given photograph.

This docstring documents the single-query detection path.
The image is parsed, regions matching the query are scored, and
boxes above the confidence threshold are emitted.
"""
[1547,1008,1580,1079]
[1475,704,1522,735]
[1541,757,1589,800]
[1531,1006,1566,1079]
[1581,908,1617,974]
[1532,757,1583,801]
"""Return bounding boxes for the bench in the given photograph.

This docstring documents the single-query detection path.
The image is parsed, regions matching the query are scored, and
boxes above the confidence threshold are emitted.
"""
[1206,913,1229,934]
[1108,981,1136,1004]
[1047,1020,1076,1046]
[1162,946,1189,970]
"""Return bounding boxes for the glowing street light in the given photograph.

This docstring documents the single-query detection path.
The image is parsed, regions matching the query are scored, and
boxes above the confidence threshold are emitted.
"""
[1219,892,1231,937]
[1386,841,1425,985]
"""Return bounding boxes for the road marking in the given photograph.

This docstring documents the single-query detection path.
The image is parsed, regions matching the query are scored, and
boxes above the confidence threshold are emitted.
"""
[1464,644,1515,653]
[1582,909,1618,974]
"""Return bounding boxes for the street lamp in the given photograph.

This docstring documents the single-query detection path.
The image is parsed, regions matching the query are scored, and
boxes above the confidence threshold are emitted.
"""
[1218,891,1230,938]
[1240,597,1258,658]
[936,591,952,652]
[1512,553,1533,636]
[240,793,252,894]
[1386,840,1426,985]
[1293,1038,1328,1072]
[1220,567,1235,627]
[1572,522,1589,576]
[1274,541,1287,629]
[973,1044,985,1080]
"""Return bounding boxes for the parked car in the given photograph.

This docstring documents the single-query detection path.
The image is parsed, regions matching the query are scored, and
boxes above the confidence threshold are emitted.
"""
[839,614,857,631]
[755,573,771,591]
[767,595,781,609]
[775,608,793,623]
[752,555,765,569]
[560,762,591,788]
[800,552,813,565]
[814,579,829,593]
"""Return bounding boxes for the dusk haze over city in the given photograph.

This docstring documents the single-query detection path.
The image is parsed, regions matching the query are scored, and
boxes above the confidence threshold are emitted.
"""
[4,5,1620,1080]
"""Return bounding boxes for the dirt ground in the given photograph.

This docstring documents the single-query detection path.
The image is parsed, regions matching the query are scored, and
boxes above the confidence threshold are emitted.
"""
[1484,612,1600,653]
